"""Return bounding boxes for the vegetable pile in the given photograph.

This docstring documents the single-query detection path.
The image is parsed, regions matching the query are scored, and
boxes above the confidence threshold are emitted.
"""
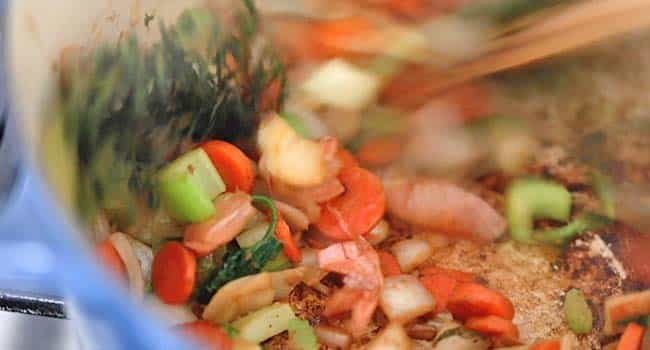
[58,0,650,349]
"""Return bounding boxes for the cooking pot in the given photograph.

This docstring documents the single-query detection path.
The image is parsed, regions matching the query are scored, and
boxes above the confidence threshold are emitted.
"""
[0,1,214,348]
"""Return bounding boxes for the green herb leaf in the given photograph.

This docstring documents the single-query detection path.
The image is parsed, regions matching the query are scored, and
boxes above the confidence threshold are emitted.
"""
[50,2,285,225]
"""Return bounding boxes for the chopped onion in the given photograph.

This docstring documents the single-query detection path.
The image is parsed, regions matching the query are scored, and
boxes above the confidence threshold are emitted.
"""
[129,238,153,287]
[269,267,306,300]
[109,232,145,299]
[315,325,352,350]
[275,200,310,232]
[202,273,274,323]
[301,59,381,111]
[367,323,411,350]
[144,296,196,326]
[380,275,435,322]
[299,248,326,286]
[367,220,390,246]
[258,115,329,187]
[422,232,450,249]
[391,238,432,272]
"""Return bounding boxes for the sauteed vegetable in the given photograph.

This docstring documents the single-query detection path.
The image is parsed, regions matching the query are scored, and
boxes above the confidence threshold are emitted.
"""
[48,0,650,349]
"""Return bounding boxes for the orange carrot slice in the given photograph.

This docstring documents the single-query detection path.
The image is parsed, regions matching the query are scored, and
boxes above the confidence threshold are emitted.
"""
[152,242,197,304]
[447,283,515,321]
[201,140,255,193]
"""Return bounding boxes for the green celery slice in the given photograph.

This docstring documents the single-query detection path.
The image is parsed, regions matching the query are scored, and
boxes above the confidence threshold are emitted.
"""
[288,318,318,350]
[533,213,612,245]
[158,148,225,200]
[232,303,296,344]
[506,178,571,242]
[156,172,215,223]
[156,148,225,222]
[564,288,593,334]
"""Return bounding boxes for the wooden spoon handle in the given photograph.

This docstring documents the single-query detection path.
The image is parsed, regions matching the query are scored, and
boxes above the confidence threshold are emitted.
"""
[434,1,650,94]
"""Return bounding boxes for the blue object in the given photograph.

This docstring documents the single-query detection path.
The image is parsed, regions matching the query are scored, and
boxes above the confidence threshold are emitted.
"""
[0,3,198,349]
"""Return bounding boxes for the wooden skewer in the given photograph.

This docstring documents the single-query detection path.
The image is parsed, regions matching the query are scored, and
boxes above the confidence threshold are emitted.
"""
[432,0,650,94]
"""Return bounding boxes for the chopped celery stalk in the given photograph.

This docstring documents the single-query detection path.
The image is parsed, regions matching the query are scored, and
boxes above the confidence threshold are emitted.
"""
[592,170,615,219]
[506,178,571,242]
[237,223,269,248]
[564,288,593,334]
[158,148,225,200]
[288,318,318,350]
[232,303,296,344]
[533,213,612,245]
[281,113,312,139]
[156,172,215,223]
[262,252,291,272]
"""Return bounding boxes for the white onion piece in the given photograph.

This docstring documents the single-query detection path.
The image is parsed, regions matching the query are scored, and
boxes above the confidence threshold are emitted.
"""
[367,220,390,246]
[301,59,381,110]
[258,115,329,187]
[300,248,319,267]
[144,296,196,326]
[269,267,305,300]
[275,200,310,232]
[380,275,435,322]
[367,323,411,350]
[129,238,153,287]
[299,248,326,286]
[109,232,144,299]
[203,273,274,323]
[315,325,352,350]
[423,232,450,249]
[391,238,432,272]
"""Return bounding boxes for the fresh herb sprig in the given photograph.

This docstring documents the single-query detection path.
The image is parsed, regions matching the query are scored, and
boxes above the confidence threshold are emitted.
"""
[53,3,285,223]
[196,195,283,304]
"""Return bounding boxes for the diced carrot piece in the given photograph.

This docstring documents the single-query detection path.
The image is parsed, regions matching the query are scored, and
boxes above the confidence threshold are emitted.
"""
[465,315,520,347]
[447,283,515,321]
[420,274,459,314]
[152,242,197,304]
[275,215,302,263]
[530,339,561,350]
[177,320,232,350]
[311,16,376,58]
[316,167,386,241]
[420,266,476,283]
[337,148,359,170]
[617,322,644,350]
[356,137,402,168]
[377,250,402,277]
[201,140,255,193]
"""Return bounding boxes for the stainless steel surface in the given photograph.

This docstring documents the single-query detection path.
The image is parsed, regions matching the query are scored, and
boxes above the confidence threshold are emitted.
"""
[0,311,79,350]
